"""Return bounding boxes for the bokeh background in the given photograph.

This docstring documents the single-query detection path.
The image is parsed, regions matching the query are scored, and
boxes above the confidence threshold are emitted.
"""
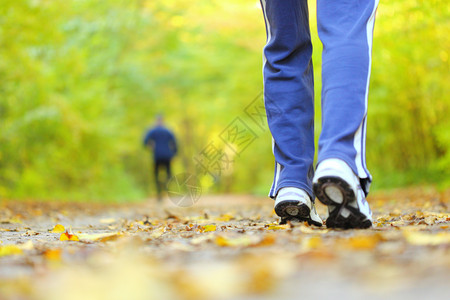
[0,0,448,202]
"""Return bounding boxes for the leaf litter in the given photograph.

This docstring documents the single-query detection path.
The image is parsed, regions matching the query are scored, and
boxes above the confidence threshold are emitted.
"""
[0,189,449,300]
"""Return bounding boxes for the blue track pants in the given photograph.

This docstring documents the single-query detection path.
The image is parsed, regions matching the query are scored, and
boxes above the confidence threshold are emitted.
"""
[261,0,379,199]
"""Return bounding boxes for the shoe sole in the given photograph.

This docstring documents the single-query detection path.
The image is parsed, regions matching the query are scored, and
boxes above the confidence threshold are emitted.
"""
[313,176,372,229]
[275,200,322,226]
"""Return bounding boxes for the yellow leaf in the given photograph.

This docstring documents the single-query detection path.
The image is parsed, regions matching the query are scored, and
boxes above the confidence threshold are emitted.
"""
[216,214,234,222]
[216,235,244,247]
[60,231,79,241]
[203,224,217,232]
[401,213,415,221]
[266,224,288,230]
[78,232,123,242]
[390,220,406,227]
[50,224,66,233]
[403,231,450,246]
[302,236,323,250]
[0,245,23,257]
[43,248,62,261]
[347,235,381,250]
[376,216,389,223]
[149,226,165,239]
[69,235,80,241]
[8,216,22,224]
[215,235,260,247]
[253,234,276,247]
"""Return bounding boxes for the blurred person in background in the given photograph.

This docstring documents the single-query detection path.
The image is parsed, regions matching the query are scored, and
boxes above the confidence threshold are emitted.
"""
[143,114,178,201]
[261,0,378,228]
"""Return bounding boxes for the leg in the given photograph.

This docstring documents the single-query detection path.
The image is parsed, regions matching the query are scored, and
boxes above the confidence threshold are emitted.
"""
[261,0,315,198]
[261,0,322,226]
[314,0,379,228]
[163,160,172,193]
[317,0,379,194]
[165,160,172,179]
[154,160,162,201]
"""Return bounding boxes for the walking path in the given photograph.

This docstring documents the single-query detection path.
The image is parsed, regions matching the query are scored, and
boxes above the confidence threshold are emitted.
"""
[0,188,449,300]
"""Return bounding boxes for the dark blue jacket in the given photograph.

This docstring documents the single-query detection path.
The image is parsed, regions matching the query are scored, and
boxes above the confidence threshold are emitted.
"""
[143,126,177,161]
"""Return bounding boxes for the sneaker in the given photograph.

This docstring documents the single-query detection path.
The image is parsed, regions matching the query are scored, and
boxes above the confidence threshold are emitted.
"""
[274,187,323,227]
[313,159,372,229]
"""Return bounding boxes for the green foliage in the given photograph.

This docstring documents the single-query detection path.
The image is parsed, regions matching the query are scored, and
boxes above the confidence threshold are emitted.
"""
[0,0,448,201]
[368,0,449,189]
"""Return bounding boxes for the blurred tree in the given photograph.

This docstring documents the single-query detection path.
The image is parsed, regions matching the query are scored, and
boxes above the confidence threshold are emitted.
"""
[368,0,449,188]
[0,0,447,201]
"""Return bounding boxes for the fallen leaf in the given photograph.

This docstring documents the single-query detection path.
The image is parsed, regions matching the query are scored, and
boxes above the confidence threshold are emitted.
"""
[165,210,181,220]
[43,248,62,261]
[403,231,450,246]
[203,225,217,232]
[2,216,22,224]
[297,249,336,261]
[401,213,416,221]
[78,232,123,242]
[215,235,263,247]
[390,220,406,226]
[216,214,234,222]
[389,210,401,217]
[252,234,276,247]
[266,224,288,231]
[0,245,23,257]
[301,236,323,250]
[50,224,66,233]
[346,235,381,250]
[60,230,80,241]
[376,216,390,223]
[149,226,165,239]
